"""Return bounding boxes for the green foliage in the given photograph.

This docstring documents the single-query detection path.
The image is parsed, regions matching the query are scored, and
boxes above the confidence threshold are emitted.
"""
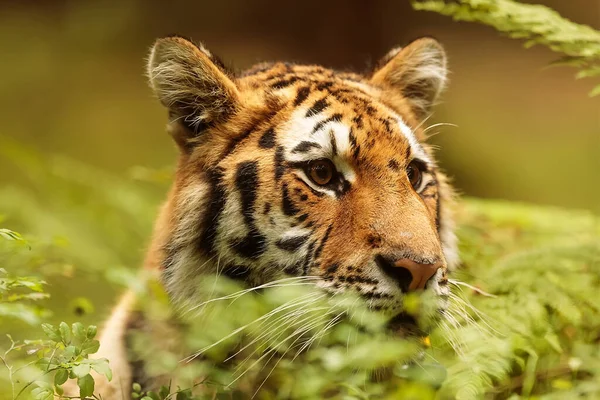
[0,268,49,326]
[125,277,437,399]
[35,322,111,399]
[411,0,600,96]
[0,322,110,400]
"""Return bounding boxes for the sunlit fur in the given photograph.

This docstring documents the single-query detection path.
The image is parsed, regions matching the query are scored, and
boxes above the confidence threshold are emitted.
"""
[71,36,461,399]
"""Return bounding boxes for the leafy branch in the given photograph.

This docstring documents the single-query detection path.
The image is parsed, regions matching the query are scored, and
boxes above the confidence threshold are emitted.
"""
[411,0,600,96]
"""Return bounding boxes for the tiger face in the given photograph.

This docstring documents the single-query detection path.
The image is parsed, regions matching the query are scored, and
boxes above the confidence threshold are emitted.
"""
[145,36,458,320]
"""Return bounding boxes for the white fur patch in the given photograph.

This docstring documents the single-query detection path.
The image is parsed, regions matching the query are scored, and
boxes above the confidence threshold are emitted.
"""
[397,117,431,164]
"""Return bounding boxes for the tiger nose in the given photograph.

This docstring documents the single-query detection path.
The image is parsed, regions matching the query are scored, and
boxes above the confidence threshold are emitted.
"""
[376,255,443,292]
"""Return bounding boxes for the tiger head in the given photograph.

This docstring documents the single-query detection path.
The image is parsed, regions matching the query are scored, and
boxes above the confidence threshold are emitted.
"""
[144,36,458,321]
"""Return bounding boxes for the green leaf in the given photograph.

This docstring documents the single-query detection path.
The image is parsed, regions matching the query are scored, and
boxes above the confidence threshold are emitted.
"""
[63,345,79,359]
[41,323,61,342]
[72,322,86,341]
[80,339,100,356]
[90,358,112,381]
[36,357,52,371]
[59,321,71,344]
[132,382,142,393]
[72,363,91,378]
[159,385,170,399]
[54,368,69,385]
[0,228,29,247]
[32,381,53,400]
[176,389,193,400]
[146,391,161,400]
[77,373,95,398]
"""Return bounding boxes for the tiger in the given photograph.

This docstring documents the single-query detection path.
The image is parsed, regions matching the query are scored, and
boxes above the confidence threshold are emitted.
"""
[72,35,458,399]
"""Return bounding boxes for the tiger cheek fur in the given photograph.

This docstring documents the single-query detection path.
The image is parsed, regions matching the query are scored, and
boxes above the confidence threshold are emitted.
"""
[146,35,458,316]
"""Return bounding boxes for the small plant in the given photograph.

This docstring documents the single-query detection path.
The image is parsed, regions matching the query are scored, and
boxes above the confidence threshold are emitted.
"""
[32,322,111,399]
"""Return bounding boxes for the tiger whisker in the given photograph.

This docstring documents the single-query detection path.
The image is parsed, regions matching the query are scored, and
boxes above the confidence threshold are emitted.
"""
[183,292,324,362]
[184,276,320,314]
[422,122,458,134]
[413,113,434,132]
[230,308,337,388]
[223,294,328,362]
[293,311,345,359]
[446,295,496,337]
[447,293,505,337]
[232,293,348,382]
[448,279,498,297]
[247,310,346,399]
[249,312,341,398]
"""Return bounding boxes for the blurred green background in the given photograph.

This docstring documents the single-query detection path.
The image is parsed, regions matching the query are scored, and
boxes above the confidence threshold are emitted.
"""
[0,0,598,352]
[1,0,598,212]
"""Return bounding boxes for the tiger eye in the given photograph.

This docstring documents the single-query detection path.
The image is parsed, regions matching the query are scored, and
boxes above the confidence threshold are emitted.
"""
[307,159,335,186]
[406,160,424,189]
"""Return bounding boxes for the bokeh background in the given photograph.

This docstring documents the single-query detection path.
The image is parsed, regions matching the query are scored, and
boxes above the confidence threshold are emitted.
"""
[0,0,598,363]
[2,0,598,212]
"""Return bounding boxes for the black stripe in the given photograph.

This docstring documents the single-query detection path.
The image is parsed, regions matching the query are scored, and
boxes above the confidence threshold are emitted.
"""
[388,159,400,171]
[230,231,267,259]
[271,76,299,89]
[236,161,260,227]
[292,141,321,153]
[316,81,334,91]
[380,117,393,134]
[233,161,268,259]
[283,261,303,276]
[258,128,276,149]
[294,86,311,106]
[352,144,361,162]
[222,264,252,281]
[222,125,256,157]
[301,240,317,275]
[198,168,227,254]
[305,98,329,117]
[312,113,342,134]
[276,235,309,252]
[313,224,333,260]
[282,183,300,216]
[326,263,339,275]
[297,213,309,222]
[348,128,357,148]
[275,146,285,181]
[329,129,338,156]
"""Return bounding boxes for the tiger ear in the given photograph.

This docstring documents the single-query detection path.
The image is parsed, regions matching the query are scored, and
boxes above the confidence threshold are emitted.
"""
[147,36,240,146]
[370,38,448,119]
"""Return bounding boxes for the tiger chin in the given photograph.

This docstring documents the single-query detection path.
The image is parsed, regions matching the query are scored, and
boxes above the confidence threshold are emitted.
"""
[71,35,459,399]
